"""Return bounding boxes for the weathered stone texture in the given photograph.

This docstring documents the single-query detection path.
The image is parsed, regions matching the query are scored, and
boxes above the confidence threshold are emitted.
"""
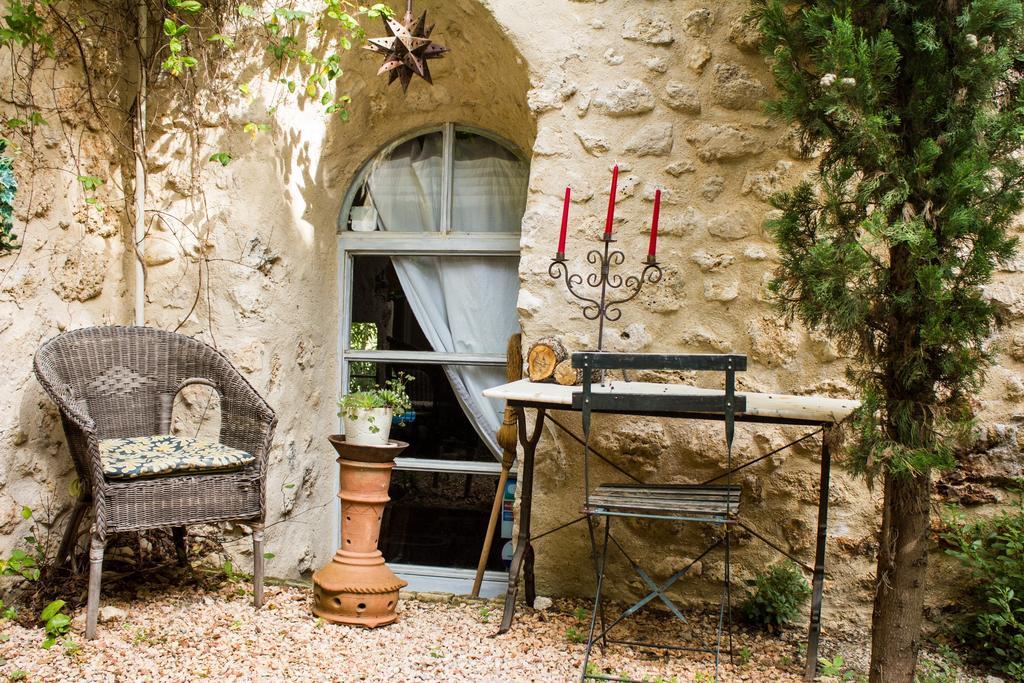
[710,63,768,110]
[593,79,657,116]
[622,10,674,45]
[624,123,674,157]
[662,81,701,114]
[686,124,765,161]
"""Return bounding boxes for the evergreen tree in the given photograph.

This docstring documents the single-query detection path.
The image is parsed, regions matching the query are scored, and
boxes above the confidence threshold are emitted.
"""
[751,1,1024,680]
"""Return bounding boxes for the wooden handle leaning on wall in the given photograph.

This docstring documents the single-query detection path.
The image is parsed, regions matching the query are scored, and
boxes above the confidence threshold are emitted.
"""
[472,333,523,598]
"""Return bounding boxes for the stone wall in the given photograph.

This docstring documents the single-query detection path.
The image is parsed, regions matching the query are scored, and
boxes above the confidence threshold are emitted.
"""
[482,0,1024,629]
[0,0,1021,632]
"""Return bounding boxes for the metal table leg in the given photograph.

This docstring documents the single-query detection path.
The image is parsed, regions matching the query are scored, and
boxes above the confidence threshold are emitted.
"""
[498,406,545,634]
[804,425,832,681]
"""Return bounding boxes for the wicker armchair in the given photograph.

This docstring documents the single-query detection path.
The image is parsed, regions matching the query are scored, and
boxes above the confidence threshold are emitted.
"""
[33,326,277,639]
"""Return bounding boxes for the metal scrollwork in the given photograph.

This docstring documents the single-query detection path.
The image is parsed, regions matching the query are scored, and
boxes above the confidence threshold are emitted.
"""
[548,236,663,351]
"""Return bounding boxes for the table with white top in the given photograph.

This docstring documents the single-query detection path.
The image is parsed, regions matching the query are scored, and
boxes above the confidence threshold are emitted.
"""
[483,378,859,681]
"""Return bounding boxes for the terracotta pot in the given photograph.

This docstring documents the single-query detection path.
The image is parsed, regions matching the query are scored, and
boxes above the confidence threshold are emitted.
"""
[342,407,392,446]
[312,437,408,627]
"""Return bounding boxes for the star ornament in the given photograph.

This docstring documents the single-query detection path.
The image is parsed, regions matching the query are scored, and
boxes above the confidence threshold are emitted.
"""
[364,5,450,93]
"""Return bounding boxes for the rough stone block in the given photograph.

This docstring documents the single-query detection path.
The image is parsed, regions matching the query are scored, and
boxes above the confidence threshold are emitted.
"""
[664,160,697,177]
[681,8,715,37]
[685,43,712,73]
[742,160,794,202]
[707,211,753,240]
[703,280,739,302]
[662,81,701,114]
[50,243,108,302]
[710,63,768,110]
[575,130,610,156]
[622,10,674,45]
[594,79,656,116]
[624,122,674,157]
[701,175,726,201]
[686,124,765,161]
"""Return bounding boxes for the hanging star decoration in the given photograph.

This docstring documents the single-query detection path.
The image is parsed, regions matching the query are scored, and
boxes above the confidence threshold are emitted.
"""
[364,2,449,92]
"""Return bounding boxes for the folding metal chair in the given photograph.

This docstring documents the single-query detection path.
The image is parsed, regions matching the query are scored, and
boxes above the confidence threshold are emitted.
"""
[571,352,746,683]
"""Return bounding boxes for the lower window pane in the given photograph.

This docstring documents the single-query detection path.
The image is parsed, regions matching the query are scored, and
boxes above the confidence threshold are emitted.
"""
[348,361,496,462]
[381,470,507,571]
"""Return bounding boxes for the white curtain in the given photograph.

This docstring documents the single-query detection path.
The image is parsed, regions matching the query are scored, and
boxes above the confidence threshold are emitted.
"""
[366,133,525,459]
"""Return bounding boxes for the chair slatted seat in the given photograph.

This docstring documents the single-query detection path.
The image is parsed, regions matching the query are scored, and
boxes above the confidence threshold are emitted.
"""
[587,483,741,522]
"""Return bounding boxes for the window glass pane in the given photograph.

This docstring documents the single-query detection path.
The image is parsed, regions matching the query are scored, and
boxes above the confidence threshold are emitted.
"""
[348,255,519,357]
[345,360,496,463]
[381,470,506,571]
[358,132,444,232]
[452,131,528,233]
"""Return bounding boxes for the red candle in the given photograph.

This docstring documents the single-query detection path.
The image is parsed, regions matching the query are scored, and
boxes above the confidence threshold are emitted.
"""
[557,186,570,255]
[604,164,618,236]
[648,189,661,258]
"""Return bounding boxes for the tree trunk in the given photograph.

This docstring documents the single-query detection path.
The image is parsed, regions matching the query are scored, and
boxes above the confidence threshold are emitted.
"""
[868,469,931,682]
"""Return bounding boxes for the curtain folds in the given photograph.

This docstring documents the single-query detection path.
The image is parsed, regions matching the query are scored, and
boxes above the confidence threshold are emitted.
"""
[367,133,523,460]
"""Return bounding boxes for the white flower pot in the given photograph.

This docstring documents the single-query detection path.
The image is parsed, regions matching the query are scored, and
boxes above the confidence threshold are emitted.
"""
[343,407,393,446]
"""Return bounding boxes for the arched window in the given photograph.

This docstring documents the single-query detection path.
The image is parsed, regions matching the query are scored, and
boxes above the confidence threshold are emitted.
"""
[338,124,528,592]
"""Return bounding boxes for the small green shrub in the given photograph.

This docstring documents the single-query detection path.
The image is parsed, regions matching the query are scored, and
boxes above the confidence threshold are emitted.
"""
[943,496,1024,680]
[0,138,17,253]
[39,599,70,650]
[739,561,811,629]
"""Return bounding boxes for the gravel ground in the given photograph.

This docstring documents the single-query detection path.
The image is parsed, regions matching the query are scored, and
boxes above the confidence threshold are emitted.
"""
[0,581,819,682]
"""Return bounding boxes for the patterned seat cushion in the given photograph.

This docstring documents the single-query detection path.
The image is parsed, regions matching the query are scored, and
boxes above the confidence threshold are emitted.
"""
[99,435,254,480]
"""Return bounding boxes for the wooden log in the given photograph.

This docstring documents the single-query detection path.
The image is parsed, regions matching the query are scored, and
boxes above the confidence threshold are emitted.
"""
[527,338,567,383]
[553,359,582,386]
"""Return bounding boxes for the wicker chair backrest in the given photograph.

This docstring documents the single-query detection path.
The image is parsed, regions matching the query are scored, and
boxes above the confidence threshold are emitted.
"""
[34,326,243,442]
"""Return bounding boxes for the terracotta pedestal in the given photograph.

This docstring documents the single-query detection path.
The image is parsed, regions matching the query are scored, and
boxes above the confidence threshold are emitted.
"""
[312,436,409,627]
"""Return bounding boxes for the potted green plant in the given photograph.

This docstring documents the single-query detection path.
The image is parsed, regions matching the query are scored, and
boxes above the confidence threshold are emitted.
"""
[338,373,413,446]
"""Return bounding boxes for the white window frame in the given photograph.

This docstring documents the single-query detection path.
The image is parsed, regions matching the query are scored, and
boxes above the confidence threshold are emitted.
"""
[335,123,526,594]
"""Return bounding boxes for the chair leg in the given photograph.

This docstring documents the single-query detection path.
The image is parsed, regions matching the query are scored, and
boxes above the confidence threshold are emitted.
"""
[252,523,265,609]
[171,526,188,567]
[56,499,88,568]
[85,533,105,640]
[726,528,735,666]
[580,517,610,682]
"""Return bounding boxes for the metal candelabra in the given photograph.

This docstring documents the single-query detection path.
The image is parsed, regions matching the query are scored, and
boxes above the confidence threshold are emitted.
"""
[549,235,663,351]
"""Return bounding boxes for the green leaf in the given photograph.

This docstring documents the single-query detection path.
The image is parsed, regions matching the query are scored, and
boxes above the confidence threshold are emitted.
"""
[77,175,104,191]
[19,506,30,520]
[5,119,26,129]
[176,0,202,12]
[237,4,256,18]
[162,18,176,36]
[40,600,65,623]
[262,552,275,559]
[208,33,235,48]
[46,613,71,631]
[28,112,46,126]
[238,83,250,96]
[41,635,55,649]
[208,152,232,167]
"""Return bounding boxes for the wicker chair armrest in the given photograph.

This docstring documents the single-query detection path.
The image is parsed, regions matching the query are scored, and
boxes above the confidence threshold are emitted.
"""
[37,374,96,435]
[215,365,276,460]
